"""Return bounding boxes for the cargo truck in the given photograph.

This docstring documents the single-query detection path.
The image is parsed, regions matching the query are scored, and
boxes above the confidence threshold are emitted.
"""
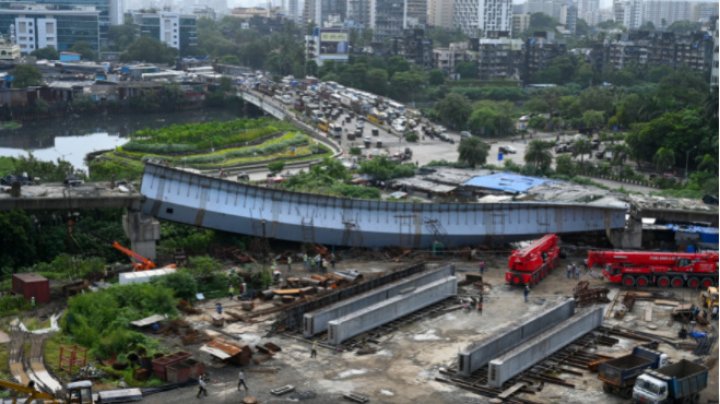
[599,346,668,398]
[632,359,708,404]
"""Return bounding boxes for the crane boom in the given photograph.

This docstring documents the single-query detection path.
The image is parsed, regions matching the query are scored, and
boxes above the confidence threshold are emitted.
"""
[0,379,60,403]
[111,241,157,271]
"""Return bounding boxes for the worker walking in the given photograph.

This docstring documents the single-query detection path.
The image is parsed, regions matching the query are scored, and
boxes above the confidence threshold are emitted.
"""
[310,340,318,358]
[573,263,581,280]
[196,375,208,398]
[287,256,293,272]
[524,285,530,303]
[237,370,248,392]
[566,264,572,279]
[479,261,485,275]
[303,253,309,270]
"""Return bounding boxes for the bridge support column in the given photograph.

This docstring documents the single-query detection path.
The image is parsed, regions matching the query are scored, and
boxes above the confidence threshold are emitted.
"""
[608,214,642,249]
[123,211,160,261]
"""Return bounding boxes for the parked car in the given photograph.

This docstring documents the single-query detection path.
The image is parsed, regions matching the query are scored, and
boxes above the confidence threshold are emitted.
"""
[460,131,472,139]
[499,145,517,154]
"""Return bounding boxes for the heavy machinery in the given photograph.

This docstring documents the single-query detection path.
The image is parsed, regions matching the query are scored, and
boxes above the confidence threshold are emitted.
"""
[700,286,718,311]
[632,360,708,404]
[505,234,560,286]
[598,345,668,398]
[586,250,718,288]
[0,378,93,403]
[111,241,156,271]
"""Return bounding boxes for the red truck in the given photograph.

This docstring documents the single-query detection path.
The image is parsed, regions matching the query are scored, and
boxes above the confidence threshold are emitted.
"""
[586,250,718,288]
[505,234,560,286]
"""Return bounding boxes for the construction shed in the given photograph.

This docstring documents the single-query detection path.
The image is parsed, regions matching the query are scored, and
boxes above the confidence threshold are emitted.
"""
[200,339,253,366]
[12,273,50,303]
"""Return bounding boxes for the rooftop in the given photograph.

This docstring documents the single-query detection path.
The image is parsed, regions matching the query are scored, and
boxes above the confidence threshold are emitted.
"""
[464,172,550,194]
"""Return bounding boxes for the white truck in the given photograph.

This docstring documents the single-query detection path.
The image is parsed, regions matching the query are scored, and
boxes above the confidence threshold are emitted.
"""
[632,359,708,404]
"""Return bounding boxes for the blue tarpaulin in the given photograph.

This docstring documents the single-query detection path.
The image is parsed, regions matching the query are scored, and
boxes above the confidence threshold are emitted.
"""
[463,172,549,194]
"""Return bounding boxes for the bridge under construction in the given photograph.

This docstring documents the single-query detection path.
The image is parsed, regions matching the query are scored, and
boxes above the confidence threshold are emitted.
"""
[140,162,627,248]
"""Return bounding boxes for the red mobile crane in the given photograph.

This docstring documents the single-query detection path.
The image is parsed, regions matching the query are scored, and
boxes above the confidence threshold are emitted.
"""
[112,241,157,271]
[586,250,718,288]
[505,234,561,286]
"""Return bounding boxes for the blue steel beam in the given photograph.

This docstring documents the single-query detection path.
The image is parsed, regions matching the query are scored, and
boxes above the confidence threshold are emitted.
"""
[140,162,627,248]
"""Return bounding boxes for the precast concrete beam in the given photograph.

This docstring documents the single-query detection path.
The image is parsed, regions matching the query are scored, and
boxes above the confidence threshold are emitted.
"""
[303,265,455,337]
[458,298,576,376]
[487,306,604,388]
[327,276,458,345]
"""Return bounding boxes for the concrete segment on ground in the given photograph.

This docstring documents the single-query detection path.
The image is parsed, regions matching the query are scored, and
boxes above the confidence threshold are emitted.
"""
[488,306,604,387]
[303,265,455,337]
[327,276,458,345]
[458,298,576,376]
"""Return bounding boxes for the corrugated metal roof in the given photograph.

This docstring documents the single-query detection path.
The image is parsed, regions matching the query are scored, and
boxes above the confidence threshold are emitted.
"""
[463,173,549,194]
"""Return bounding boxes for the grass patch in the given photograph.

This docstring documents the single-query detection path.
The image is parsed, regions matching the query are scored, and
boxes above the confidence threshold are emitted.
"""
[44,331,75,380]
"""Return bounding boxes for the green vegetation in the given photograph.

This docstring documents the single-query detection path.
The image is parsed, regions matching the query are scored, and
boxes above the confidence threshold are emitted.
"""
[359,157,416,181]
[457,137,490,168]
[0,154,81,182]
[284,158,381,199]
[0,295,30,317]
[12,65,43,88]
[15,254,105,281]
[62,283,176,359]
[90,118,331,180]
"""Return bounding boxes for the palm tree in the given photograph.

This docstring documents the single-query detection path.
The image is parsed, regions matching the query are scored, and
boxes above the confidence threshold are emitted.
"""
[524,140,553,172]
[458,137,490,168]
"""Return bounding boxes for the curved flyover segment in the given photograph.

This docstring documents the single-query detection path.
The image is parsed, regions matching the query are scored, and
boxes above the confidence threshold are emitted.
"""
[140,162,627,248]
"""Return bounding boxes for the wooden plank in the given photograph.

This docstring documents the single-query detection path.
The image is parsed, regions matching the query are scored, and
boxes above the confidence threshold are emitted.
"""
[644,306,653,322]
[498,382,526,399]
[654,299,679,307]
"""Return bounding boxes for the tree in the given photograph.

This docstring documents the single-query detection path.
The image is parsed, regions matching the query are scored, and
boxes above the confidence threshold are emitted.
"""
[572,139,592,162]
[12,65,42,88]
[524,140,553,172]
[70,41,96,60]
[108,24,137,51]
[455,61,477,79]
[31,47,58,60]
[639,21,656,31]
[366,68,389,96]
[359,157,415,181]
[457,137,490,168]
[467,102,514,137]
[120,36,178,64]
[428,69,445,86]
[527,13,558,33]
[581,110,605,134]
[653,147,675,172]
[666,20,701,34]
[555,155,576,176]
[268,161,285,175]
[434,93,472,130]
[154,270,198,301]
[389,70,426,102]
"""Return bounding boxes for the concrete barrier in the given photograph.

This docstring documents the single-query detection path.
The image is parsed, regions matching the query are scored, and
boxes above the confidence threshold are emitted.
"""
[458,299,576,376]
[327,276,458,345]
[487,306,604,387]
[303,265,455,337]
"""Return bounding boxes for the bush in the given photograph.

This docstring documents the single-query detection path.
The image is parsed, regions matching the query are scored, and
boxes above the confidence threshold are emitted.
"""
[0,295,29,317]
[404,132,418,142]
[153,270,198,301]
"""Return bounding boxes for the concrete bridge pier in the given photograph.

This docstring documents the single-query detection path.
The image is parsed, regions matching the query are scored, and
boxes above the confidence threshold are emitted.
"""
[122,211,160,261]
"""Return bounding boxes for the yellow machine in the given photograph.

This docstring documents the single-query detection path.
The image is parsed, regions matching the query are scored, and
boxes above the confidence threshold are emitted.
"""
[0,379,93,404]
[701,286,718,309]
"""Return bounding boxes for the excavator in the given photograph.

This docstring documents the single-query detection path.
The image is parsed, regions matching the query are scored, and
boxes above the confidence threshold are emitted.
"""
[111,241,156,271]
[0,378,92,403]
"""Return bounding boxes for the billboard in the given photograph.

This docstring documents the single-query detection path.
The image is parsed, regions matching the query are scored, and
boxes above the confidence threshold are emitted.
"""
[319,30,348,55]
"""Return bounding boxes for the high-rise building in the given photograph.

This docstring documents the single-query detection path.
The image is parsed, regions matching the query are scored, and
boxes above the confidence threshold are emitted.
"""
[525,0,563,20]
[576,0,599,24]
[346,0,372,28]
[303,0,347,26]
[602,30,713,73]
[693,2,719,24]
[615,0,642,29]
[31,0,115,46]
[560,2,577,33]
[642,0,692,29]
[711,18,718,87]
[512,13,530,35]
[428,0,454,29]
[454,0,512,37]
[0,4,100,54]
[131,11,197,54]
[373,0,426,41]
[305,27,349,66]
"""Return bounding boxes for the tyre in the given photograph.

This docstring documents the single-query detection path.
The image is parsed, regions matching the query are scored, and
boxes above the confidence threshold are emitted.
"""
[671,276,684,288]
[687,277,700,289]
[636,276,649,287]
[657,276,670,288]
[623,276,635,287]
[701,278,714,289]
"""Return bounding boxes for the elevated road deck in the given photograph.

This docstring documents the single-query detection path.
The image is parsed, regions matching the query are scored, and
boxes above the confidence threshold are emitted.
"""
[0,182,141,211]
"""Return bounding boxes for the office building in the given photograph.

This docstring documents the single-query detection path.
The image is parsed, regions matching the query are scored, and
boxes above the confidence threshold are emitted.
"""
[428,0,454,29]
[454,0,512,37]
[374,0,427,41]
[346,0,371,28]
[0,4,100,54]
[642,0,692,29]
[30,0,114,46]
[305,27,349,66]
[131,11,197,54]
[560,2,577,33]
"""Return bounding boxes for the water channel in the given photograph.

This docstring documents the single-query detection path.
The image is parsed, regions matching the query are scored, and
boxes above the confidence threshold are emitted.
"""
[0,109,242,172]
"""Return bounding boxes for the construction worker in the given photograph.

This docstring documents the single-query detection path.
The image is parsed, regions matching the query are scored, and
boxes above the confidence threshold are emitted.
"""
[303,253,309,270]
[573,263,581,280]
[478,261,485,275]
[30,296,36,309]
[330,253,336,269]
[196,374,208,398]
[566,264,572,279]
[524,285,530,303]
[237,370,248,392]
[287,256,293,272]
[310,340,318,358]
[215,302,223,315]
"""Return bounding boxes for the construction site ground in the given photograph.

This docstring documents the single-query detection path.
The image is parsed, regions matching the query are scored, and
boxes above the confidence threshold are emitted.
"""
[139,253,719,404]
